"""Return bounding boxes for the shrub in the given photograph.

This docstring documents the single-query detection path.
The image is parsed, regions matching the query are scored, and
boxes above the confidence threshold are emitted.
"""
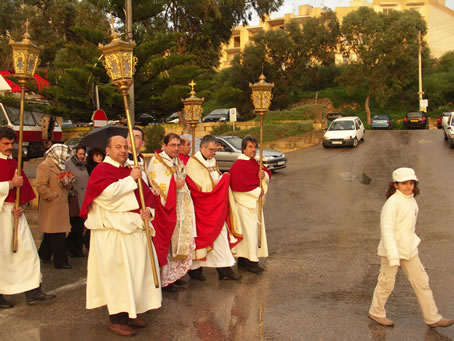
[220,122,313,142]
[144,124,165,152]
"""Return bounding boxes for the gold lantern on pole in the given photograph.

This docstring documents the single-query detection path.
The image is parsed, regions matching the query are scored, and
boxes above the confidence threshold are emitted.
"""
[182,80,204,155]
[98,23,159,288]
[249,72,273,248]
[9,19,40,253]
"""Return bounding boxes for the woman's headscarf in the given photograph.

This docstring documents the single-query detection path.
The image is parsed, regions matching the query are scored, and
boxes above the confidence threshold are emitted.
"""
[45,144,70,171]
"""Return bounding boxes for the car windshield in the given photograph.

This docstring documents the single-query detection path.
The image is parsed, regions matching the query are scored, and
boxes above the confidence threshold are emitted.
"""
[328,121,354,131]
[5,106,36,126]
[443,112,452,117]
[221,136,242,150]
[208,109,228,117]
[407,112,423,118]
[373,115,388,120]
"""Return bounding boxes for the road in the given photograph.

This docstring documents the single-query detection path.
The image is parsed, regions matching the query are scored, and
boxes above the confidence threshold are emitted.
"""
[2,129,454,340]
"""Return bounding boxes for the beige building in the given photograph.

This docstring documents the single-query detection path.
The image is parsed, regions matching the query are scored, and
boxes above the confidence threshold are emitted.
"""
[219,0,454,69]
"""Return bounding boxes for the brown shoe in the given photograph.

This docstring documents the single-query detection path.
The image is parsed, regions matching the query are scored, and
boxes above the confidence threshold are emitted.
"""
[129,317,148,328]
[108,321,137,336]
[427,318,454,328]
[368,313,393,326]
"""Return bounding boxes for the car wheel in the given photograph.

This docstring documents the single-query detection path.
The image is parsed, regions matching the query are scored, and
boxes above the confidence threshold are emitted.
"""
[450,139,454,149]
[361,133,365,142]
[322,142,329,148]
[352,138,359,148]
[444,133,448,141]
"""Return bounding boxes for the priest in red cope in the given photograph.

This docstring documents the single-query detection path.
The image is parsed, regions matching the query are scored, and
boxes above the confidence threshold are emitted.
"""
[0,127,55,309]
[230,135,271,273]
[80,135,161,337]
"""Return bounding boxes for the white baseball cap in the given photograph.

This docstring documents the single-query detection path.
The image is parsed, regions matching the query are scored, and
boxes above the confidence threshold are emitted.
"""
[392,167,418,182]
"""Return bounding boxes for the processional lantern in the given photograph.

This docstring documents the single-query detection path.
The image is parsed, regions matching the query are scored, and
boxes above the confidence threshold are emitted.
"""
[98,20,159,288]
[182,80,204,155]
[9,19,40,253]
[249,72,274,248]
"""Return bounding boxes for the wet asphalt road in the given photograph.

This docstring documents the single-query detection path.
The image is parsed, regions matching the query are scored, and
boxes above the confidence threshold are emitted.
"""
[2,129,454,340]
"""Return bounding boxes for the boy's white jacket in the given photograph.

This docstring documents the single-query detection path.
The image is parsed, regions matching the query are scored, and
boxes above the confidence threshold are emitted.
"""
[377,190,421,266]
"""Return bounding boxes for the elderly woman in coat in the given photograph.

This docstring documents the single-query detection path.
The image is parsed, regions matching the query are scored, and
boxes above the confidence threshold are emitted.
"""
[36,144,72,269]
[65,144,89,257]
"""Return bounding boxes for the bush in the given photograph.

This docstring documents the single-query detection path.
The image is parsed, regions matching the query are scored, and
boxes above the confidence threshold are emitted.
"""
[254,104,323,121]
[211,123,234,135]
[144,124,165,152]
[220,122,313,142]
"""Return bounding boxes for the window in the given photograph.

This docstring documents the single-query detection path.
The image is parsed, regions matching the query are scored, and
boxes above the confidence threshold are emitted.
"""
[234,36,240,48]
[4,106,36,126]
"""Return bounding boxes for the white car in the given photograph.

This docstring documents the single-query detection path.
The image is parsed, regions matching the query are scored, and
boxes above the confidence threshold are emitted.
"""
[323,116,365,148]
[443,112,454,148]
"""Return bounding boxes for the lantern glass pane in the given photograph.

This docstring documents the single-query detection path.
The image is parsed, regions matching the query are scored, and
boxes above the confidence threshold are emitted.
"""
[123,59,130,75]
[17,57,24,71]
[112,61,119,77]
[27,57,34,75]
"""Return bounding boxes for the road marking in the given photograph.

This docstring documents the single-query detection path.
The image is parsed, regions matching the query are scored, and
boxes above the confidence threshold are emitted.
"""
[50,278,87,294]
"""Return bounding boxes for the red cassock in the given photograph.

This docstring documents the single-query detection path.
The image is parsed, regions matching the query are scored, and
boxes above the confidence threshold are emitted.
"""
[0,158,35,204]
[178,153,189,165]
[186,173,241,253]
[229,158,271,193]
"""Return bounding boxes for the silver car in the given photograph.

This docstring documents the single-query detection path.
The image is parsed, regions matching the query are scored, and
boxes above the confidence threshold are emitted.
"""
[214,136,287,172]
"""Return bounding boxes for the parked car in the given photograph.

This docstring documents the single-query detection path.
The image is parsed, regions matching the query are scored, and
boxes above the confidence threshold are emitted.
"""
[437,111,452,129]
[136,113,155,125]
[165,112,180,124]
[443,112,454,148]
[403,111,428,129]
[213,136,287,171]
[371,114,393,130]
[202,109,242,122]
[62,119,73,129]
[326,112,348,127]
[323,116,365,148]
[65,137,84,155]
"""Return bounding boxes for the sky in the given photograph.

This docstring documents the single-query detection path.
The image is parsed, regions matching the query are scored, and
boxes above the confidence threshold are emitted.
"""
[249,0,454,25]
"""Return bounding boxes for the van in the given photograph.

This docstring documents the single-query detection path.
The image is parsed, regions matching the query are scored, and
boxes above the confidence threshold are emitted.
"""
[0,103,63,159]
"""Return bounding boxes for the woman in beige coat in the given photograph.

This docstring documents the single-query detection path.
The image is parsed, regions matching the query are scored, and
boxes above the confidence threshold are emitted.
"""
[36,144,72,269]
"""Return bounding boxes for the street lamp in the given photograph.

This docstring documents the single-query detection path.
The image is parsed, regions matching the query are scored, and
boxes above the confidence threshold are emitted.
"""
[182,80,204,155]
[98,24,159,288]
[9,19,40,253]
[249,72,274,248]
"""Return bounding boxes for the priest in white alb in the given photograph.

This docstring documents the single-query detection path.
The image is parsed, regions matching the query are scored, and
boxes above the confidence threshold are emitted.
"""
[80,135,161,337]
[185,135,242,281]
[147,133,196,292]
[230,135,270,273]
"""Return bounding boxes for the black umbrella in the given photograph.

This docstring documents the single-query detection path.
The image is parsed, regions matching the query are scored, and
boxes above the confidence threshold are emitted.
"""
[80,124,128,150]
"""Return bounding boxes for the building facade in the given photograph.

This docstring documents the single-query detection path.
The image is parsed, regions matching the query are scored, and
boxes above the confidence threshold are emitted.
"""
[218,0,454,69]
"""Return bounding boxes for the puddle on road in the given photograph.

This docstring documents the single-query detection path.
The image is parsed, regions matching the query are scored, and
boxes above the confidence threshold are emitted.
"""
[340,172,372,185]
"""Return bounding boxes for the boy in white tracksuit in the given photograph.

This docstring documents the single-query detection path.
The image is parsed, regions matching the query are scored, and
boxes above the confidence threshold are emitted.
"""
[368,167,454,328]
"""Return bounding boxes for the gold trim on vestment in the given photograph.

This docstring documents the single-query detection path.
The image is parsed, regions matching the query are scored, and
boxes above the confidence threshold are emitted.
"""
[189,155,220,189]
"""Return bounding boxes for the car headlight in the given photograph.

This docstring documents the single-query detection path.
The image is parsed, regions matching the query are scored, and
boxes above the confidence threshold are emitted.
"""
[324,136,330,140]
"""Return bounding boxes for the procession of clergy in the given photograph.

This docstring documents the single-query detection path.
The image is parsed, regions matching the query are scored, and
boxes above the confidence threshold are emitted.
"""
[0,126,271,337]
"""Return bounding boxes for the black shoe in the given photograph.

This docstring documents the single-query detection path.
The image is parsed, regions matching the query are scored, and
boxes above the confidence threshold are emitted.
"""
[0,295,14,309]
[217,267,242,280]
[174,279,187,286]
[246,262,264,274]
[188,268,205,281]
[237,257,249,268]
[55,264,72,269]
[26,291,56,305]
[162,284,177,293]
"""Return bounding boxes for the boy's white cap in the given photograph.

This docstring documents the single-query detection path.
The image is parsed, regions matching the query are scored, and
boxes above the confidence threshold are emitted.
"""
[392,167,418,182]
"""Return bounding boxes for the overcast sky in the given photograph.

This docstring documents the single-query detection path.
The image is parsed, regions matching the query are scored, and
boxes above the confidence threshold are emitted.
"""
[249,0,454,24]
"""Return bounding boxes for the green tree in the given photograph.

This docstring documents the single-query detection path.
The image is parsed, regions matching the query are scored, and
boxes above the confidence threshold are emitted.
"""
[339,8,427,123]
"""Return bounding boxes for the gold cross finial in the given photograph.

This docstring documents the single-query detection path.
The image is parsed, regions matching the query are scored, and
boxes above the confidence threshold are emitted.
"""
[189,80,196,91]
[23,19,31,40]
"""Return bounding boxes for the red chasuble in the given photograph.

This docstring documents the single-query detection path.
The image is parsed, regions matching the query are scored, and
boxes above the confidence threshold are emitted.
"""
[186,173,231,251]
[229,158,271,193]
[151,176,177,266]
[80,162,155,219]
[0,158,35,204]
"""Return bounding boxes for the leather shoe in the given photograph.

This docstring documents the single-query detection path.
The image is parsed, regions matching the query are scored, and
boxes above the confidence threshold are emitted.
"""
[55,264,72,269]
[162,284,177,293]
[368,313,393,326]
[0,295,14,309]
[427,318,454,328]
[189,268,206,281]
[237,257,249,268]
[108,322,137,336]
[40,257,51,264]
[174,279,187,286]
[246,262,264,274]
[217,267,242,280]
[129,317,147,328]
[26,291,56,305]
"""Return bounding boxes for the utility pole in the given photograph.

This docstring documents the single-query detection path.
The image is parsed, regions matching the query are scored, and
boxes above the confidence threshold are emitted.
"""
[418,31,424,111]
[125,0,135,125]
